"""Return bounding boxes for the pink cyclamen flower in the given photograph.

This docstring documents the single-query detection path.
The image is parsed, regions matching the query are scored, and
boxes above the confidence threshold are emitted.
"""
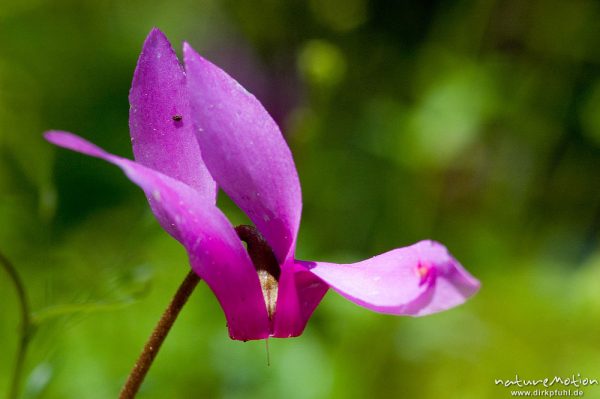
[45,28,480,341]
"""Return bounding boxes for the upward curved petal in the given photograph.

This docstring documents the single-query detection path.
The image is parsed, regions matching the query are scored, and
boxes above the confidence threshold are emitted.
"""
[299,240,480,316]
[45,131,270,340]
[184,43,301,264]
[129,28,216,202]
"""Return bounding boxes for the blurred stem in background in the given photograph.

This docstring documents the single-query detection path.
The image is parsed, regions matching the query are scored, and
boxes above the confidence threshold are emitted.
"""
[0,250,32,399]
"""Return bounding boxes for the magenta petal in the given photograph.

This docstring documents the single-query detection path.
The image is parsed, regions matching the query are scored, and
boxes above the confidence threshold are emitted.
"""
[45,131,270,340]
[272,260,329,338]
[129,28,216,202]
[184,43,302,263]
[299,240,480,316]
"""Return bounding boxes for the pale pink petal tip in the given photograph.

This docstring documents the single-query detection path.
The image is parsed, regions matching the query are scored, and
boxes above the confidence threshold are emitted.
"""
[300,240,480,317]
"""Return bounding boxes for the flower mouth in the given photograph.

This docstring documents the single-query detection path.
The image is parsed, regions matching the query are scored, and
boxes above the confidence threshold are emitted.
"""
[416,262,433,285]
[235,225,280,319]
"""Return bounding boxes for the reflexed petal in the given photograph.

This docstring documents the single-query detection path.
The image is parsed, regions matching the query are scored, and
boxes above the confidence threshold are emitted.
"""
[129,28,216,202]
[184,43,301,264]
[272,260,329,338]
[299,240,480,316]
[45,131,270,340]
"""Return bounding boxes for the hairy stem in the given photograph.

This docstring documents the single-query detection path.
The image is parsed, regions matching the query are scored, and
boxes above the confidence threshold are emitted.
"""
[119,271,200,399]
[0,250,32,399]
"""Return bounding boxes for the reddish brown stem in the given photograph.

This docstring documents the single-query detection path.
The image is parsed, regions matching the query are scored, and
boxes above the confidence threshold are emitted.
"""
[119,225,279,398]
[119,271,200,399]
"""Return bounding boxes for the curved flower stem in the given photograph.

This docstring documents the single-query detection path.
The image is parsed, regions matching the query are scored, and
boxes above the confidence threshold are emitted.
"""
[119,271,200,399]
[0,250,32,399]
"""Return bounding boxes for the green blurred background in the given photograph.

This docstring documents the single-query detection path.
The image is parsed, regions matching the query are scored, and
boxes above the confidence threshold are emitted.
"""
[1,0,600,398]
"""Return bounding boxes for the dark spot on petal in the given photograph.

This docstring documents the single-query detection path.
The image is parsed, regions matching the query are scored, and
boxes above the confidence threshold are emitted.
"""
[172,114,183,121]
